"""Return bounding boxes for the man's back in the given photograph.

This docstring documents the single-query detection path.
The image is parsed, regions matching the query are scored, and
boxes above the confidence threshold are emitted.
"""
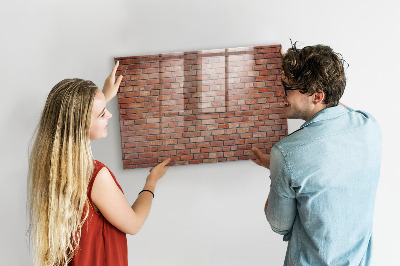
[267,105,382,266]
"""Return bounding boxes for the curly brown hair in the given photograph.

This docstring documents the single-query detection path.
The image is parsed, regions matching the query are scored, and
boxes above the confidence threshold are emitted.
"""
[282,42,348,107]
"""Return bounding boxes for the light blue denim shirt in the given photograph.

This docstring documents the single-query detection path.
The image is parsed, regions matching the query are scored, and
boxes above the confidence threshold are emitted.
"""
[266,105,382,266]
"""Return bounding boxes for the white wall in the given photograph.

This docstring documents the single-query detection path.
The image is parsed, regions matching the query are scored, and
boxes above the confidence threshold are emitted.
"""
[1,0,398,265]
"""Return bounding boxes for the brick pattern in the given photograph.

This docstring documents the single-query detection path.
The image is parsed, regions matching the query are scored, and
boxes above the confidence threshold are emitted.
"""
[115,44,287,169]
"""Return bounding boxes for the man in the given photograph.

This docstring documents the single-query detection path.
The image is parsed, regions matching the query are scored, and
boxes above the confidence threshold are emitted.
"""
[252,44,381,265]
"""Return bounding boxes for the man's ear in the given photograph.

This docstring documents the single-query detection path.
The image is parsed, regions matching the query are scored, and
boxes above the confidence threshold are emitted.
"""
[313,91,325,105]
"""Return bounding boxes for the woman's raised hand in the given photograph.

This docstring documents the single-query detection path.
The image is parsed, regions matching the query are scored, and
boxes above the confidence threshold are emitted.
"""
[103,61,123,102]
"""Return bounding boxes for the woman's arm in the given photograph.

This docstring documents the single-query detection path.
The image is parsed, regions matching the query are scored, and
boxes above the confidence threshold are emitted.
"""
[91,158,170,235]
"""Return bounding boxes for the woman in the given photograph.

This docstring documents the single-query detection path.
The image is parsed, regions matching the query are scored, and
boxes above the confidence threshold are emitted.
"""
[27,62,170,266]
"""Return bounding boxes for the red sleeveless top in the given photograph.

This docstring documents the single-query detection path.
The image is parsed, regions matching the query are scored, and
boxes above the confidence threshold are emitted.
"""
[69,160,128,266]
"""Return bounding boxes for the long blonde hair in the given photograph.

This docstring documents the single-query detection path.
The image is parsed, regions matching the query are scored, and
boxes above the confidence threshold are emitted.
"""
[28,79,98,265]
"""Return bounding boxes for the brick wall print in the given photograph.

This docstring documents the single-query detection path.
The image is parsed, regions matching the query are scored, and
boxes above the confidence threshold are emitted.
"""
[115,44,287,169]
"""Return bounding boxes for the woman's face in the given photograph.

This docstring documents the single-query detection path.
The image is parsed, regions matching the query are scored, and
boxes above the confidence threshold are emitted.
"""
[90,90,112,141]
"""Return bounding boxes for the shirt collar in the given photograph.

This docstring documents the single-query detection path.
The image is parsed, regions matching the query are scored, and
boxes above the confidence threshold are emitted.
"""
[300,105,349,129]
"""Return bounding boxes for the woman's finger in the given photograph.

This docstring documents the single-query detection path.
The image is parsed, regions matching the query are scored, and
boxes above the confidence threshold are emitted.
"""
[110,61,120,78]
[160,158,171,167]
[115,75,123,88]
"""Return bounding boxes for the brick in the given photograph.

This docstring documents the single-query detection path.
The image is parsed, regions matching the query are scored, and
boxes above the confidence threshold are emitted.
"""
[146,158,157,164]
[213,147,222,152]
[201,131,212,137]
[214,135,230,141]
[164,139,177,145]
[194,154,209,160]
[211,141,223,146]
[136,142,150,147]
[125,153,139,159]
[183,132,200,138]
[196,142,210,148]
[118,98,136,104]
[177,149,190,155]
[204,136,214,142]
[159,146,174,151]
[157,134,170,140]
[275,119,286,125]
[171,133,183,138]
[225,129,236,135]
[139,153,152,158]
[174,144,186,150]
[178,138,189,144]
[253,132,266,138]
[188,160,202,164]
[229,134,240,140]
[211,129,225,135]
[148,129,162,135]
[125,142,137,148]
[142,124,155,130]
[276,130,286,136]
[190,148,201,154]
[223,151,235,157]
[161,128,176,134]
[190,137,205,143]
[237,128,249,134]
[267,131,275,137]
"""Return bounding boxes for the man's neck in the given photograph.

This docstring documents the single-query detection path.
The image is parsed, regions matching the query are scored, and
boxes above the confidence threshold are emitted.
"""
[304,104,327,121]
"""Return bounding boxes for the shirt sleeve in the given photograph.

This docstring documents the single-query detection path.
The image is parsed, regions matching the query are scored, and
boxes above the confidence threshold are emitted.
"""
[266,145,297,241]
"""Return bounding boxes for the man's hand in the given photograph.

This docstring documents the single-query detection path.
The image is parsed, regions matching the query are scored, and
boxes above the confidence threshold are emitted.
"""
[251,147,271,169]
[103,61,123,103]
